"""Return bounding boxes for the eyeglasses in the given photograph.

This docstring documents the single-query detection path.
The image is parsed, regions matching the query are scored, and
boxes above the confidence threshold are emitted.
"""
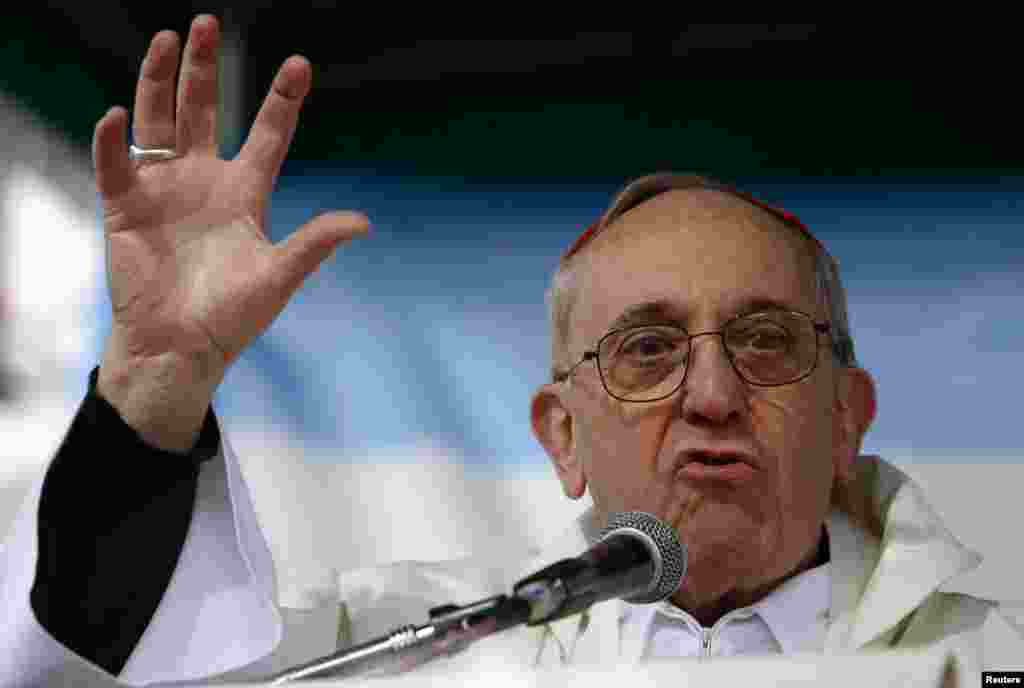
[557,310,831,402]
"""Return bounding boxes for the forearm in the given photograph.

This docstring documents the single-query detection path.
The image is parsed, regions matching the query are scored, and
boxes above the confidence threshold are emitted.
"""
[30,366,220,676]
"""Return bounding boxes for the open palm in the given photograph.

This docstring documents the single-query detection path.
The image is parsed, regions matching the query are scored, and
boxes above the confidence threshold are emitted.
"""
[93,16,368,375]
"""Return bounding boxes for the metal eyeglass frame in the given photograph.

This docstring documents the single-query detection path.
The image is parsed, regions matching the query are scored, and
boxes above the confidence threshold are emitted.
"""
[555,310,832,402]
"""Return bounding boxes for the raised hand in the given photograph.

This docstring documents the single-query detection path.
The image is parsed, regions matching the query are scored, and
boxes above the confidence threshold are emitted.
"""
[94,15,369,452]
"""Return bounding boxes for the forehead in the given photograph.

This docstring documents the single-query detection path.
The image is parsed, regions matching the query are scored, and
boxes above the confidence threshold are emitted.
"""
[573,189,820,340]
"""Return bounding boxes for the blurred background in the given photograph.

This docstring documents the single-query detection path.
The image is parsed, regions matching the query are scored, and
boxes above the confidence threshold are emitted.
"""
[1,12,1021,624]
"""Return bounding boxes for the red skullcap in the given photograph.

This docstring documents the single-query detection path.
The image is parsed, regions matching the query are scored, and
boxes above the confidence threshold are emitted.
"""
[562,183,821,263]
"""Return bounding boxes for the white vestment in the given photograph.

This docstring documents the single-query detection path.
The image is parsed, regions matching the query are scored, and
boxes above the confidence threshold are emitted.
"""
[1,432,1021,687]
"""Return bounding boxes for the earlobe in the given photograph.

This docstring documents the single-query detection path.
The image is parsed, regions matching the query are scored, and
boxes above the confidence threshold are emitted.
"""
[530,385,586,499]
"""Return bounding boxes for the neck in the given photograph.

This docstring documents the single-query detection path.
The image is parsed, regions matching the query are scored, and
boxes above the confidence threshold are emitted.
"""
[671,527,830,628]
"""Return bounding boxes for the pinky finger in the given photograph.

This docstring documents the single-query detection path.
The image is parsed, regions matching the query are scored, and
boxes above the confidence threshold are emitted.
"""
[93,106,137,200]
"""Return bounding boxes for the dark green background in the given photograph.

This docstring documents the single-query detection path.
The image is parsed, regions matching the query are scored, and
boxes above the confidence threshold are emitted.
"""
[4,11,1020,180]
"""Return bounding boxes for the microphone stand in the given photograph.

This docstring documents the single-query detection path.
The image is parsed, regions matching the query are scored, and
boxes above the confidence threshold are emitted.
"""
[265,511,682,683]
[266,594,532,684]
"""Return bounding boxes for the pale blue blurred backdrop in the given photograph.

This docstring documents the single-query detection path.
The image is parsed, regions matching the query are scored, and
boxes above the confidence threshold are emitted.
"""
[80,174,1024,472]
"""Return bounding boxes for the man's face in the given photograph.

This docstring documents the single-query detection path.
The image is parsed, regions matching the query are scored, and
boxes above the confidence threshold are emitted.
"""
[549,190,851,613]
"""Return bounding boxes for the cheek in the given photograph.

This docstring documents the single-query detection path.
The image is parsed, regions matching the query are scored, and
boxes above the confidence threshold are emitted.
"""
[750,387,835,513]
[577,397,668,509]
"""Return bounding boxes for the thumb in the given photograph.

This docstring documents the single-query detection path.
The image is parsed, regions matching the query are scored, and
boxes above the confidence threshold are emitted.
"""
[275,211,371,293]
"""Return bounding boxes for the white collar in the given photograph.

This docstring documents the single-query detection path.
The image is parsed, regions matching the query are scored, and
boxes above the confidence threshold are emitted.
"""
[620,555,831,657]
[747,559,832,653]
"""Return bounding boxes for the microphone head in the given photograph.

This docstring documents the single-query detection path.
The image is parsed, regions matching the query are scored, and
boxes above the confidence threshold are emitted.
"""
[599,511,687,604]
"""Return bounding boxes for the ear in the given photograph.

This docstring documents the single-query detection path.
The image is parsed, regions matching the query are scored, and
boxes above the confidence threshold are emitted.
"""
[833,366,877,483]
[531,384,586,499]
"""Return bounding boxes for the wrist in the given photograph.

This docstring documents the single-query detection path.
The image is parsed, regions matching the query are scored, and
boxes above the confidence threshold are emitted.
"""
[98,340,224,454]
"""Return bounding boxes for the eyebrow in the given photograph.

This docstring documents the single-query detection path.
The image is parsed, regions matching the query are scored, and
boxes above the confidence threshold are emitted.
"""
[608,298,802,330]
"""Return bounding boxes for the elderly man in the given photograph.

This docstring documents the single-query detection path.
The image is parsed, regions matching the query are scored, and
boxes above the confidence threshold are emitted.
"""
[1,15,1015,687]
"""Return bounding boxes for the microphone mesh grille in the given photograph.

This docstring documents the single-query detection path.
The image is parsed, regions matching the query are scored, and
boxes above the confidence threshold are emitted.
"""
[600,511,687,604]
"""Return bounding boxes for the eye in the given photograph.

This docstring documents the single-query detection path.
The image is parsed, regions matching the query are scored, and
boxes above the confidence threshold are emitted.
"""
[728,322,793,353]
[621,335,674,358]
[750,328,791,351]
[611,329,688,369]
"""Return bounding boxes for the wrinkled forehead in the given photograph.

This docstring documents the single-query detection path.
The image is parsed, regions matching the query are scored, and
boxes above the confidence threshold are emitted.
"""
[571,189,821,341]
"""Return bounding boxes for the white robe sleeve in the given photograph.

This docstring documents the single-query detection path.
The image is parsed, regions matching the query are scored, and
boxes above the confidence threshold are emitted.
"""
[0,432,284,687]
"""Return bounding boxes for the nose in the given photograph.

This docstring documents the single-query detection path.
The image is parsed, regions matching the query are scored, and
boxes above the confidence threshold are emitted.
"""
[678,332,747,426]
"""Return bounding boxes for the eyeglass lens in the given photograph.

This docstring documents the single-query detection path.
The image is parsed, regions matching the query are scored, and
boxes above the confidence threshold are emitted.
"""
[597,312,818,400]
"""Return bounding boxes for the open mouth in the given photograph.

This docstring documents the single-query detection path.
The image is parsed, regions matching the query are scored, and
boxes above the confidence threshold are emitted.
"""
[691,453,743,466]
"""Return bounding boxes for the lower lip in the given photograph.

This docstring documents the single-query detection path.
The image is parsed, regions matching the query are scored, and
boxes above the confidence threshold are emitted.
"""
[677,461,757,483]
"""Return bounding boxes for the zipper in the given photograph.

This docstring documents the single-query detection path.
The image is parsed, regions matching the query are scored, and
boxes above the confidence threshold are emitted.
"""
[700,628,712,659]
[662,603,754,660]
[702,607,754,660]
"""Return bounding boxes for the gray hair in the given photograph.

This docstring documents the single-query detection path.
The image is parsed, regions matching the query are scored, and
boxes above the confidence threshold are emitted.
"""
[547,173,858,382]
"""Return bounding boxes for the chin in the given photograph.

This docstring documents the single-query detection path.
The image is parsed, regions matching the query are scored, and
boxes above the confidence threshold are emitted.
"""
[676,510,780,591]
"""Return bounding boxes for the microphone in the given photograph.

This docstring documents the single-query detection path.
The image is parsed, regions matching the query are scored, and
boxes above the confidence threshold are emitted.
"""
[513,511,687,625]
[267,512,685,683]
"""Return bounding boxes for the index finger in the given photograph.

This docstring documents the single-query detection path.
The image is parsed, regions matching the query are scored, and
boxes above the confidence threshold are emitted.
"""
[94,106,137,201]
[237,55,312,187]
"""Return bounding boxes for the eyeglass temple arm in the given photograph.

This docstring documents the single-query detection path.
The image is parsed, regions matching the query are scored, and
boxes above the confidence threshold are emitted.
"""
[553,351,598,383]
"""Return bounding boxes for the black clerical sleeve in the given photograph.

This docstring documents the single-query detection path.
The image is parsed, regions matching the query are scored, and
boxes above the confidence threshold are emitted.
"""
[30,366,220,676]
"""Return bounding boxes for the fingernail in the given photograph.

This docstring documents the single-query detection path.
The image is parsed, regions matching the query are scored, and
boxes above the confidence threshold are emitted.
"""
[191,15,218,53]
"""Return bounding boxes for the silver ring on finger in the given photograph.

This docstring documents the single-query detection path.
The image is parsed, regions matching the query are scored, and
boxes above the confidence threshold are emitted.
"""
[129,144,180,165]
